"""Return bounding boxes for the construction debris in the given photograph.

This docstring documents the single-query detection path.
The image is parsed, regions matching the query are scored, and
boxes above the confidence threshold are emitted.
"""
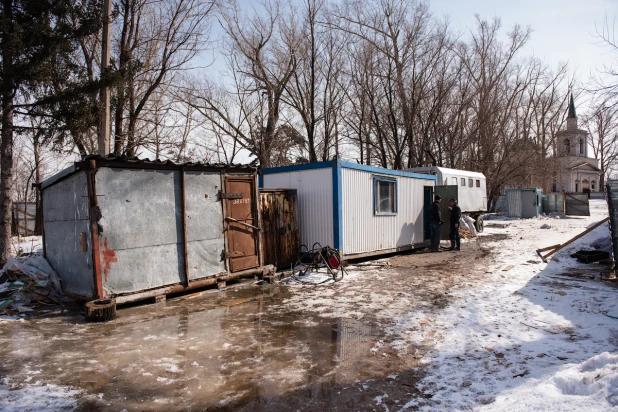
[536,218,609,262]
[0,255,70,320]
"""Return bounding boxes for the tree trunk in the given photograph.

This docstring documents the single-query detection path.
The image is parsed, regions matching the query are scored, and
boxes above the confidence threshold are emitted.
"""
[0,0,14,265]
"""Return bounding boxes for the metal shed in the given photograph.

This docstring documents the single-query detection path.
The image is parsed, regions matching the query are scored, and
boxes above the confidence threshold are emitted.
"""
[506,188,543,218]
[260,159,437,259]
[40,155,272,304]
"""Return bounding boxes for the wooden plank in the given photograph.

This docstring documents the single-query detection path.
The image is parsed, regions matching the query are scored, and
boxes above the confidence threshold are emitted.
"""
[538,218,609,261]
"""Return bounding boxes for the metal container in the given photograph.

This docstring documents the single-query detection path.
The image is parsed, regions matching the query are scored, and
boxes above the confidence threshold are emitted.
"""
[40,156,271,303]
[259,189,300,270]
[506,188,543,218]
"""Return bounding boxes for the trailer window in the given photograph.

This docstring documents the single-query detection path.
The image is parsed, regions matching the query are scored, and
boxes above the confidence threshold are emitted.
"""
[476,180,480,187]
[452,177,457,185]
[468,178,473,187]
[374,178,397,215]
[460,178,465,186]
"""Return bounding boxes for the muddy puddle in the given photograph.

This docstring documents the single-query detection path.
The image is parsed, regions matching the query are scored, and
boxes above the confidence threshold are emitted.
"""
[0,283,424,411]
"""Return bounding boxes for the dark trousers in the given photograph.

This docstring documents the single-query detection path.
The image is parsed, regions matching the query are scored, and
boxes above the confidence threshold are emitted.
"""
[430,222,442,251]
[450,223,461,250]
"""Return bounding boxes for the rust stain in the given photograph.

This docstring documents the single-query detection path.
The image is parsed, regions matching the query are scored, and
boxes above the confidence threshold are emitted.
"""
[100,238,118,282]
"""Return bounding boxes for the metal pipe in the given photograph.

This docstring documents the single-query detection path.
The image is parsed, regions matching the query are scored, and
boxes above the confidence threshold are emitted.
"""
[98,0,111,155]
[180,166,189,287]
[86,161,104,299]
[224,217,261,231]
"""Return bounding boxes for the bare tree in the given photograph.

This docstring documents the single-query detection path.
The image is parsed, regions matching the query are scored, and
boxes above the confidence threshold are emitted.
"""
[585,101,618,188]
[112,0,215,156]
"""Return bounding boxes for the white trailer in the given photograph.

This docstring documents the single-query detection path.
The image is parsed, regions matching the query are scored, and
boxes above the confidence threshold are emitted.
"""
[261,160,437,260]
[406,166,487,232]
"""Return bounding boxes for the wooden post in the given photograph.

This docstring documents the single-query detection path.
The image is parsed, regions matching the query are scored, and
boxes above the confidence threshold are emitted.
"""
[98,0,111,155]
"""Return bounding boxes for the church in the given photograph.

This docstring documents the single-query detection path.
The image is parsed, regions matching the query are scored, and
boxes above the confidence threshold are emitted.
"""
[555,96,601,194]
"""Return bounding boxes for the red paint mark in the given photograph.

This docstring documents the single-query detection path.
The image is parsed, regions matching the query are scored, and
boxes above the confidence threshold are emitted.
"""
[101,238,117,282]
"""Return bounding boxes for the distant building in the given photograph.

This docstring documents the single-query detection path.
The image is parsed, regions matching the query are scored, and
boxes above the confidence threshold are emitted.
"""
[555,96,600,193]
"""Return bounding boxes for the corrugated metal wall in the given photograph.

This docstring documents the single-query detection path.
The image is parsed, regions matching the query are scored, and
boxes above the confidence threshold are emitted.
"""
[606,181,618,271]
[341,168,431,256]
[96,168,226,295]
[262,168,334,249]
[542,193,565,214]
[506,190,522,217]
[43,171,94,297]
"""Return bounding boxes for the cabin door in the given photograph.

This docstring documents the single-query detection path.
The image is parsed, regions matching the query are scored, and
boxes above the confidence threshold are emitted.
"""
[434,185,459,240]
[224,176,259,272]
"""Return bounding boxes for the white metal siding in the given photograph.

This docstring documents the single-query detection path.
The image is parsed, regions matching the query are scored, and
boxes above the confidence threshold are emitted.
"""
[262,168,334,248]
[507,191,522,217]
[341,168,433,256]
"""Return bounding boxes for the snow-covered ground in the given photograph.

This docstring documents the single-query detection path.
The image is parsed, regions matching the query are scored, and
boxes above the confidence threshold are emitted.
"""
[402,200,618,411]
[279,199,618,411]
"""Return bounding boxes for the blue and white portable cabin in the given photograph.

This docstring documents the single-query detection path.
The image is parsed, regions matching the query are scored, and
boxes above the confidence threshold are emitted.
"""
[505,188,543,218]
[260,160,437,260]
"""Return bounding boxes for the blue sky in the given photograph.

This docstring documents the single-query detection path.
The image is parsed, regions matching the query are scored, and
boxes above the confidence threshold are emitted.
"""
[206,0,616,80]
[430,0,616,78]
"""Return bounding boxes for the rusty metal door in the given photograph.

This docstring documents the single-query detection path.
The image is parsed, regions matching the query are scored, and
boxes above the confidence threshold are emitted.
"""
[260,189,300,270]
[224,177,259,272]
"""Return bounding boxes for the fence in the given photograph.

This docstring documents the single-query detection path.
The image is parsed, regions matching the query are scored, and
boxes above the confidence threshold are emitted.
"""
[12,202,38,236]
[606,181,618,272]
[564,193,590,216]
[542,193,565,214]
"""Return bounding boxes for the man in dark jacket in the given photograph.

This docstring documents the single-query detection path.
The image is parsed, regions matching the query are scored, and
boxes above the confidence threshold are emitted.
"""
[429,195,443,252]
[448,198,462,251]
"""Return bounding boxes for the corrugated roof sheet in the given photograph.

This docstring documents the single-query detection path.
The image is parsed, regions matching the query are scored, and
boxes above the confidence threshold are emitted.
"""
[41,154,257,190]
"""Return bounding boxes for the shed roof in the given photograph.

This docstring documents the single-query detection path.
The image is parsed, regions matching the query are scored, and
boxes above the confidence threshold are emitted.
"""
[41,154,256,190]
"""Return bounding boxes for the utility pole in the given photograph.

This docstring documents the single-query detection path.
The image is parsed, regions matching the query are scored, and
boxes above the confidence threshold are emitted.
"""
[98,0,111,155]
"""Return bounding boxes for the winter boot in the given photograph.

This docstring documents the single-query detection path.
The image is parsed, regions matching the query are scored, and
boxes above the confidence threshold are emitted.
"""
[449,240,455,251]
[455,239,461,251]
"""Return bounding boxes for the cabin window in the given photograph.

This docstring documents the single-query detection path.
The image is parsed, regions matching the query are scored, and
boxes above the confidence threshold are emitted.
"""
[476,180,480,187]
[592,180,596,190]
[564,139,570,153]
[374,178,397,215]
[468,178,473,188]
[460,178,465,186]
[452,177,457,185]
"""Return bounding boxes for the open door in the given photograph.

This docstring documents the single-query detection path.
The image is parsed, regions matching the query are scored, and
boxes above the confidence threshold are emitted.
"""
[224,176,259,272]
[434,185,459,240]
[423,186,433,241]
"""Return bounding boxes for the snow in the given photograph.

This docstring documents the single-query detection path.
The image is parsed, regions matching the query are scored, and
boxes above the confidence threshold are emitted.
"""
[10,236,42,256]
[0,378,81,412]
[403,199,618,411]
[275,199,618,410]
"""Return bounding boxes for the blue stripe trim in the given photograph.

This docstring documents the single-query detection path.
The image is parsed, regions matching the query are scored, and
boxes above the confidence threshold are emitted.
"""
[340,161,437,181]
[258,173,263,188]
[261,160,335,175]
[332,159,343,250]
